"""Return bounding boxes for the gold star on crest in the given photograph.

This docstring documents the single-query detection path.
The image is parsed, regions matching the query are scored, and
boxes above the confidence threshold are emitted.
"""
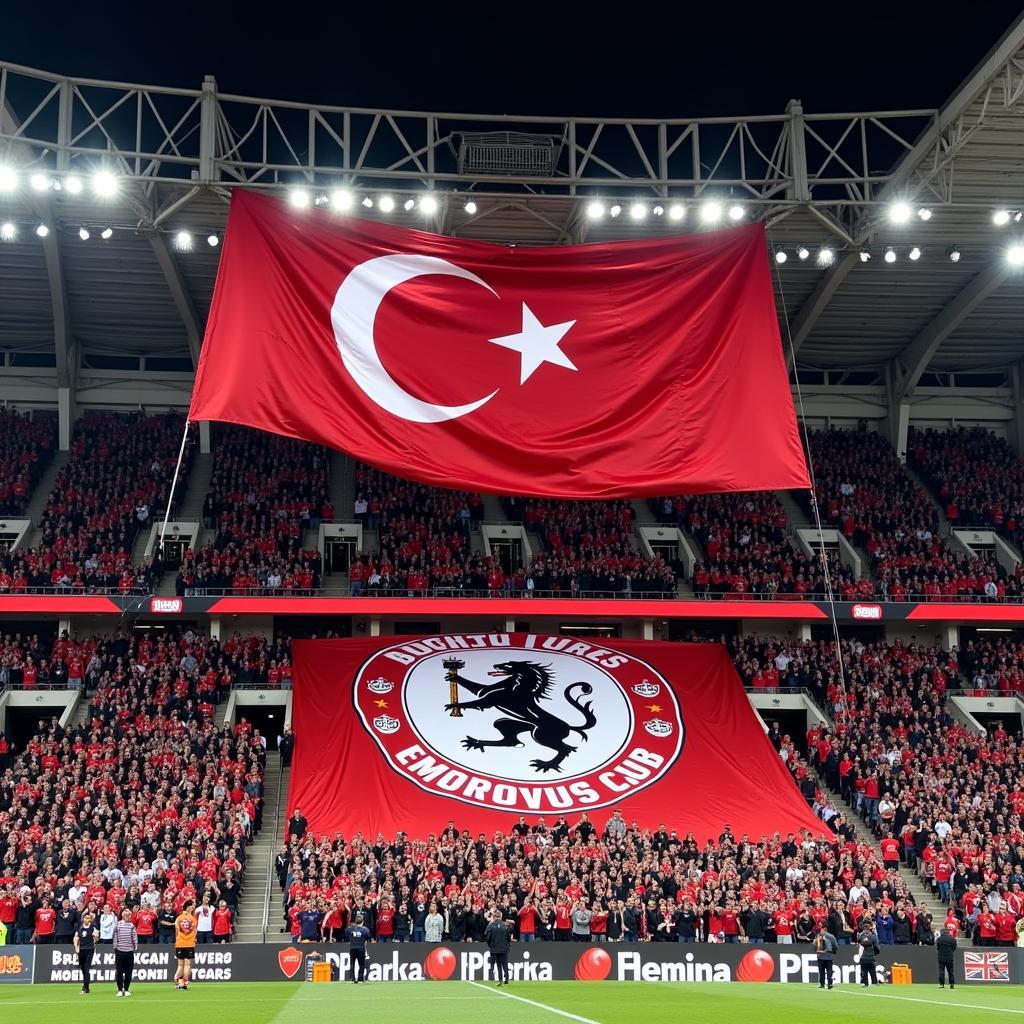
[646,704,662,713]
[373,699,389,708]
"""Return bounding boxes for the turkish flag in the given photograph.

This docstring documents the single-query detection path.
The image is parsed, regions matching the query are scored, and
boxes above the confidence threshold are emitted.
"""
[190,192,808,497]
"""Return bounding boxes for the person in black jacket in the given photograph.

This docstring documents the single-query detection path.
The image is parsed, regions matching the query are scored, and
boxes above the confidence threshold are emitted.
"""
[393,901,411,942]
[483,909,511,986]
[54,899,80,944]
[606,902,624,942]
[893,908,913,944]
[73,910,99,995]
[915,907,935,945]
[936,926,957,989]
[623,901,640,942]
[857,928,881,987]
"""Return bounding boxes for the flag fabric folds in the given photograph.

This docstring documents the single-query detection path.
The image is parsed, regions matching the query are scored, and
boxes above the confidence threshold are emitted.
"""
[189,192,809,498]
[286,634,828,843]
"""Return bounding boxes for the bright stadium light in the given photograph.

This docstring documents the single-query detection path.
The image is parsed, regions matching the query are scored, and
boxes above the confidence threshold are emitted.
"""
[174,230,193,251]
[948,245,961,263]
[419,195,438,215]
[917,208,933,221]
[30,172,50,192]
[1008,244,1024,267]
[728,203,744,221]
[35,223,49,238]
[64,175,83,195]
[78,227,90,241]
[92,170,118,197]
[378,195,395,213]
[464,200,477,215]
[0,166,16,192]
[859,249,871,263]
[909,246,922,261]
[609,204,622,218]
[797,246,810,261]
[586,201,605,220]
[330,189,354,211]
[884,246,897,263]
[207,233,219,247]
[0,222,16,241]
[889,201,912,224]
[775,248,787,264]
[288,188,311,210]
[700,200,723,224]
[817,247,835,267]
[629,202,647,220]
[403,198,415,212]
[100,227,113,240]
[668,203,685,221]
[993,209,1011,226]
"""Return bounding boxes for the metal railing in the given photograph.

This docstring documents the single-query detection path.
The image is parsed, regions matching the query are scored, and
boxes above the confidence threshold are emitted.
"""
[260,757,286,943]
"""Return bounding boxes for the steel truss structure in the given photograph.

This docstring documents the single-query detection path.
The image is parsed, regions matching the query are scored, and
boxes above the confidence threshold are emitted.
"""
[0,60,1000,244]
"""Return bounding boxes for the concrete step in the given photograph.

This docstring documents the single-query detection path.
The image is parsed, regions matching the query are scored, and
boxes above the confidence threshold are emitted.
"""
[821,778,934,908]
[481,494,505,523]
[17,449,71,550]
[904,464,952,538]
[179,453,214,517]
[777,489,813,530]
[330,450,355,522]
[631,499,660,527]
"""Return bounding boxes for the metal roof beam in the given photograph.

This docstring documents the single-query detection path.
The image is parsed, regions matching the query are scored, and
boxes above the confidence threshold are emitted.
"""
[146,232,202,368]
[784,252,859,368]
[895,263,1011,400]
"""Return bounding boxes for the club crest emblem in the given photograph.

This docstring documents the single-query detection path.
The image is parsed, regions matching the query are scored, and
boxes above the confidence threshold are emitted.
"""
[632,680,660,698]
[367,677,394,694]
[644,719,673,737]
[354,634,685,814]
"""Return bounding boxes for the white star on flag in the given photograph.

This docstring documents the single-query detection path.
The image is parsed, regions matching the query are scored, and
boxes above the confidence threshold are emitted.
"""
[488,303,577,384]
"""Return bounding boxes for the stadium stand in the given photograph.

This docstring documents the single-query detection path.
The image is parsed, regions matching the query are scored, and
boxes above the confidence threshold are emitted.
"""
[17,412,193,594]
[177,426,328,595]
[0,409,54,517]
[0,629,270,941]
[805,427,1021,601]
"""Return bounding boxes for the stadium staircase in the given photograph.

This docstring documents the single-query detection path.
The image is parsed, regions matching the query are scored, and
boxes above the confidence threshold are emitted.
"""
[903,464,953,538]
[234,750,290,943]
[152,451,213,594]
[19,449,70,549]
[818,778,935,911]
[777,489,812,531]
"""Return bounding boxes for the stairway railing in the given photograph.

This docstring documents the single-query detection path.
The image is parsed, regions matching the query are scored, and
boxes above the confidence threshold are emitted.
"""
[261,757,286,943]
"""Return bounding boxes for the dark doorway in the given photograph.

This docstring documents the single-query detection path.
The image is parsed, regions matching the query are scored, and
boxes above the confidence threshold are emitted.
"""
[559,623,620,638]
[232,705,284,750]
[972,712,1023,740]
[161,537,188,570]
[5,706,62,750]
[273,616,351,641]
[326,536,355,574]
[490,538,522,576]
[394,621,442,635]
[668,619,739,642]
[758,709,811,754]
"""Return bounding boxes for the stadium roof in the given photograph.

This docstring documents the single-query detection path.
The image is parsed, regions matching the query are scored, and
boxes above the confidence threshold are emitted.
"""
[1,13,1023,394]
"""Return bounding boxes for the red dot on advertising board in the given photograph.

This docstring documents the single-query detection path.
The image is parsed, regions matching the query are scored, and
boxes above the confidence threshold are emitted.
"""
[423,946,457,981]
[736,948,774,983]
[574,946,612,981]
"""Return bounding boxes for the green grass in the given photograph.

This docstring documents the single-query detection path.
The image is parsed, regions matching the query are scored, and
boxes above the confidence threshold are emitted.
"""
[0,980,1021,1023]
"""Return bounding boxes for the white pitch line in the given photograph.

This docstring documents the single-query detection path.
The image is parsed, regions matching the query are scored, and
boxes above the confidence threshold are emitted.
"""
[466,979,603,1024]
[838,985,1024,1015]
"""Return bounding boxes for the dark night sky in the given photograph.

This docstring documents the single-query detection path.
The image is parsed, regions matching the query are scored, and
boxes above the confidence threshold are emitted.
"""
[4,5,1024,117]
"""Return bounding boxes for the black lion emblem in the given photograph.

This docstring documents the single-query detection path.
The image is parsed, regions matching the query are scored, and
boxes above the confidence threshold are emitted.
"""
[445,660,597,773]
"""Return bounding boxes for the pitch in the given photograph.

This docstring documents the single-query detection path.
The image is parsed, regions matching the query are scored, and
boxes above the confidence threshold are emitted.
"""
[0,981,1017,1023]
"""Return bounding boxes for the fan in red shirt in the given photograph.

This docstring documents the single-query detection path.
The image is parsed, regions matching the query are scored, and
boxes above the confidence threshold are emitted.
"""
[135,907,158,943]
[554,902,572,940]
[773,907,795,943]
[879,835,901,868]
[517,901,538,941]
[212,901,234,943]
[34,901,57,942]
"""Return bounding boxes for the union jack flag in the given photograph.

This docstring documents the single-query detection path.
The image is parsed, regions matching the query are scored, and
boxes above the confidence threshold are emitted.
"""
[964,950,1010,982]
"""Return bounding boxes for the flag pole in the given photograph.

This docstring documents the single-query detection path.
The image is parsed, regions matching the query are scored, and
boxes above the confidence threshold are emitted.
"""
[158,418,192,558]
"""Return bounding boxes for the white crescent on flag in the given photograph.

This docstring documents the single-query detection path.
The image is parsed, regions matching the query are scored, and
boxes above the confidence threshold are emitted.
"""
[330,254,500,423]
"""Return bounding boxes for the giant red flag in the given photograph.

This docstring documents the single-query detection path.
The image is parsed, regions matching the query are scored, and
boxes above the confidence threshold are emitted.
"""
[286,634,829,844]
[189,191,808,497]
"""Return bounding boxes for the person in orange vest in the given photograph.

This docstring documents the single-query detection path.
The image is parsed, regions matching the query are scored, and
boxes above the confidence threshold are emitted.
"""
[173,899,199,990]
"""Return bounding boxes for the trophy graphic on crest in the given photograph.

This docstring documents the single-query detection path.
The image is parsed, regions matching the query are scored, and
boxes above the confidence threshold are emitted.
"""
[443,657,465,717]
